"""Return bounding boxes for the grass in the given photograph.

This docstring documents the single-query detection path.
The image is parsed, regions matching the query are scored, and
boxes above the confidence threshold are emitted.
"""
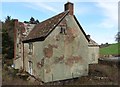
[100,43,120,56]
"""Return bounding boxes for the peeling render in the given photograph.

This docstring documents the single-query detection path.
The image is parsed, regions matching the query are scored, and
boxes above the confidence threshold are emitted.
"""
[65,56,82,67]
[21,15,90,82]
[65,28,77,44]
[43,44,58,58]
[14,3,99,82]
[54,55,64,64]
[43,44,53,58]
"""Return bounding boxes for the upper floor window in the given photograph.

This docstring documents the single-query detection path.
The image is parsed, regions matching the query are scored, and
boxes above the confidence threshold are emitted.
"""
[60,26,66,35]
[28,42,33,55]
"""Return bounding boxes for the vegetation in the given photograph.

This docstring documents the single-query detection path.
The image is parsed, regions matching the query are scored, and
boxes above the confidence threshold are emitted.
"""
[2,62,119,85]
[24,17,39,24]
[2,65,34,85]
[100,43,120,56]
[2,16,14,62]
[115,32,120,42]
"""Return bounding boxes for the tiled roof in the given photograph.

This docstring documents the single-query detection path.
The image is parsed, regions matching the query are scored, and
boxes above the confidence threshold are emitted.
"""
[89,38,99,46]
[23,11,69,42]
[86,35,98,46]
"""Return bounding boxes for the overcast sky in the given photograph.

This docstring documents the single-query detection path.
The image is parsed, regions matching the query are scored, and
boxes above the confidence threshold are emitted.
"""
[1,0,119,44]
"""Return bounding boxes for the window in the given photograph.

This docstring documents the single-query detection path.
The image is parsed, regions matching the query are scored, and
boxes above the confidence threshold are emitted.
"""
[28,61,33,75]
[28,43,33,55]
[60,26,66,34]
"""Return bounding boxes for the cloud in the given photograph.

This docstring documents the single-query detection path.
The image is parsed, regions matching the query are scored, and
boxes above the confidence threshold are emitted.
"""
[75,5,90,15]
[95,2,118,29]
[76,1,118,44]
[24,2,59,13]
[2,0,118,44]
[1,0,119,2]
[0,3,2,20]
[33,2,59,13]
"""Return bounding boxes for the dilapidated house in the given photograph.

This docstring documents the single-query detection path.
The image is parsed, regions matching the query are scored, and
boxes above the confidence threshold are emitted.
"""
[13,2,99,82]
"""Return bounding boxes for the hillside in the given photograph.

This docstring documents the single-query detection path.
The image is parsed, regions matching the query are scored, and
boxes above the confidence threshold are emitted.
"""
[100,43,120,56]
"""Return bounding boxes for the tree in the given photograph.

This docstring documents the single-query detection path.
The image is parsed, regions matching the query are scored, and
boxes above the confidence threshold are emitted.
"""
[115,32,120,42]
[24,21,29,23]
[2,16,14,60]
[35,19,39,24]
[29,17,40,24]
[2,28,14,59]
[30,17,35,24]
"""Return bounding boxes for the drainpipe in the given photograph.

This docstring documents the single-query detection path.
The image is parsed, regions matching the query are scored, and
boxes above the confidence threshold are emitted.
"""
[23,42,25,71]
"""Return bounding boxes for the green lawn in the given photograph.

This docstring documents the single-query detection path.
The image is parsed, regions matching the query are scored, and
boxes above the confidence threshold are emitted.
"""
[100,43,120,55]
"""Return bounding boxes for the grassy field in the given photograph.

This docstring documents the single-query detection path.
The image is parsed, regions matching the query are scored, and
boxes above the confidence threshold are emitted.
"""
[100,43,120,56]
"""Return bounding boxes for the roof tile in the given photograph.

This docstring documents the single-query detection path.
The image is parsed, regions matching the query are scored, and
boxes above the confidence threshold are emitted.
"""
[23,11,69,42]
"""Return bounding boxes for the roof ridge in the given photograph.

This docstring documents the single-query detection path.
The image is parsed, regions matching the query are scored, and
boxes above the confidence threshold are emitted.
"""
[38,10,69,25]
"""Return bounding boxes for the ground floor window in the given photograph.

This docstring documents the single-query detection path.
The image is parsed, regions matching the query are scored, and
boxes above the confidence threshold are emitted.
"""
[28,61,33,75]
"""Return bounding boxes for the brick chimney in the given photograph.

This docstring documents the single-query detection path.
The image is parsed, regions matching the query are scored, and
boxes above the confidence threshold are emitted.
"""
[14,19,18,59]
[64,2,74,15]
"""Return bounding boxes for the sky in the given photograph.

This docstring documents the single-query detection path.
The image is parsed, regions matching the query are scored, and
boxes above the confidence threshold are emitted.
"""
[1,0,119,45]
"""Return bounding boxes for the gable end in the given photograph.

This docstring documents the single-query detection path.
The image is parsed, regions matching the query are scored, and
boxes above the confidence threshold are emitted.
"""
[73,15,90,42]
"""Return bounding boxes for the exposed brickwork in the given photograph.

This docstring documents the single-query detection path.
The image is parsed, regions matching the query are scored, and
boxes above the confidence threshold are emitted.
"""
[65,56,82,67]
[65,2,74,15]
[43,44,53,58]
[54,55,64,64]
[74,56,82,63]
[43,44,58,58]
[65,28,77,44]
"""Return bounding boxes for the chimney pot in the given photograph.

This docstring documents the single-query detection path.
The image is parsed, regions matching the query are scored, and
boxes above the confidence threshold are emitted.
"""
[64,2,74,15]
[87,35,90,39]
